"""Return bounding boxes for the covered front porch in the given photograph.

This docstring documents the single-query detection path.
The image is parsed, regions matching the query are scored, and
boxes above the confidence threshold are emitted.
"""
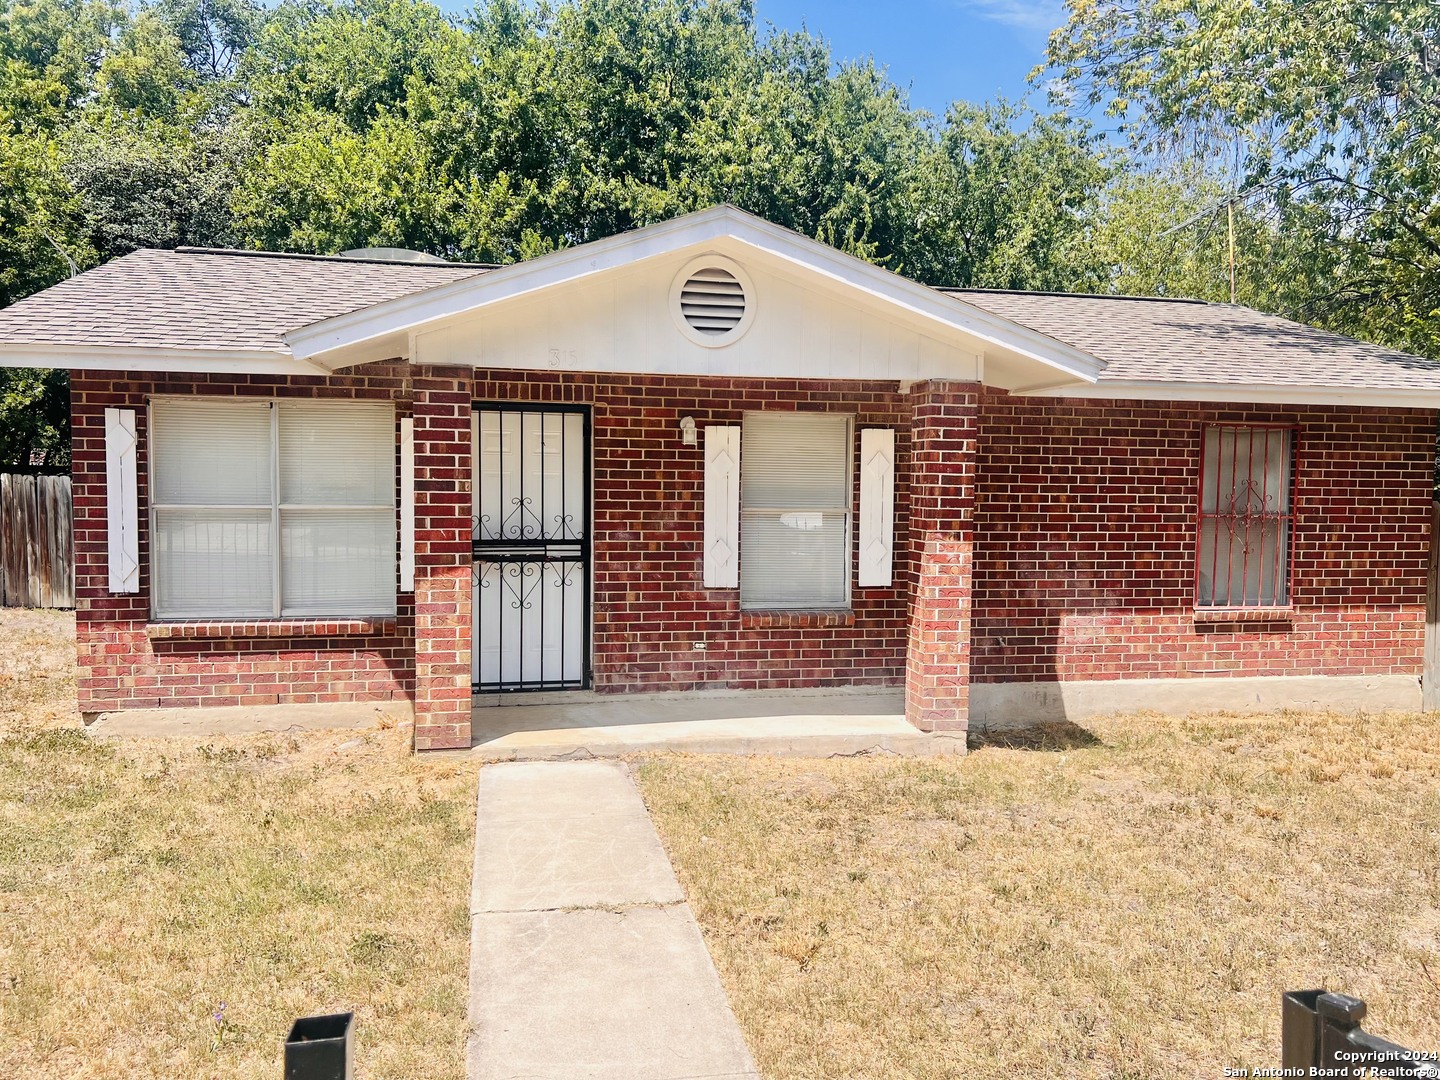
[406,370,985,749]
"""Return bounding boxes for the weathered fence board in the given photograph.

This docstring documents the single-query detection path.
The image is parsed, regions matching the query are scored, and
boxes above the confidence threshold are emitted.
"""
[0,474,73,609]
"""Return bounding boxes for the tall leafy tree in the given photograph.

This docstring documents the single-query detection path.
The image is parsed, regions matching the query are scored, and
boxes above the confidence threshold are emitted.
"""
[0,0,119,468]
[1047,0,1440,355]
[895,100,1111,289]
[0,0,1131,465]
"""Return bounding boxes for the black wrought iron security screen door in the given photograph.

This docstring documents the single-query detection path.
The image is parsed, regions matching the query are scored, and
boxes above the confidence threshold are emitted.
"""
[472,406,590,692]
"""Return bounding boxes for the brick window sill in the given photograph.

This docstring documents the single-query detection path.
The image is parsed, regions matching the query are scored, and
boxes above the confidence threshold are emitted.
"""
[1192,607,1295,625]
[740,609,856,629]
[147,618,398,640]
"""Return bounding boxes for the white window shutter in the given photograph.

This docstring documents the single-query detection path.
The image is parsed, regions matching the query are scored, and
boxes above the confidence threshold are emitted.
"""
[703,426,740,588]
[399,416,415,592]
[105,407,139,594]
[858,428,895,587]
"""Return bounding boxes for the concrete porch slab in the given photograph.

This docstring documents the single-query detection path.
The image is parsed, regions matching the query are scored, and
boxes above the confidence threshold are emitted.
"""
[468,687,965,760]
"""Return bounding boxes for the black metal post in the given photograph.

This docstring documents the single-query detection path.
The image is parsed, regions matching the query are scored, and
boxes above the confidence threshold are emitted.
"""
[1282,990,1439,1078]
[284,1012,354,1080]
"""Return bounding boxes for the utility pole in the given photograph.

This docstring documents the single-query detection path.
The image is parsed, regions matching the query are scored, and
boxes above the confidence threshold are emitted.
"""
[1227,200,1236,304]
[1159,181,1271,304]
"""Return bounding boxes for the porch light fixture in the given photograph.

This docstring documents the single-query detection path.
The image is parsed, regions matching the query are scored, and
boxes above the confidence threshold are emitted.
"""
[679,416,697,446]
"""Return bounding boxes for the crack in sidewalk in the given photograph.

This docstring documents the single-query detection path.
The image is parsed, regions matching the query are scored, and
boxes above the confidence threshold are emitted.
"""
[472,899,688,917]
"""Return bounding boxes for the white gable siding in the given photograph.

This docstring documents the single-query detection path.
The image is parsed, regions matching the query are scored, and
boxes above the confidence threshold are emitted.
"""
[414,253,983,382]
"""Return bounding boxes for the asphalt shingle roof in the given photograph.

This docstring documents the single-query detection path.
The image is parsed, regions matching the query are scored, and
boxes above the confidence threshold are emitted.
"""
[4,245,1439,396]
[0,247,489,351]
[949,289,1440,390]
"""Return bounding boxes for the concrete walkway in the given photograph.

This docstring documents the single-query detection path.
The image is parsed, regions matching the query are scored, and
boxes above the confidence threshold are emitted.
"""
[467,760,761,1080]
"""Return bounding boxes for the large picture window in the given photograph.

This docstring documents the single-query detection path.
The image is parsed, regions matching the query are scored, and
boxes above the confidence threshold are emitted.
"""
[740,411,852,609]
[151,399,397,619]
[1196,425,1295,608]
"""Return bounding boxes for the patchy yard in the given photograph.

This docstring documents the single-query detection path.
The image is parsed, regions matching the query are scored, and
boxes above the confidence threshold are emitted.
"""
[7,603,1440,1080]
[638,711,1440,1079]
[0,610,475,1080]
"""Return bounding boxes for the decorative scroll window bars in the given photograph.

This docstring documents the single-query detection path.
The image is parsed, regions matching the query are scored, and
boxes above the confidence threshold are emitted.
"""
[1196,425,1296,609]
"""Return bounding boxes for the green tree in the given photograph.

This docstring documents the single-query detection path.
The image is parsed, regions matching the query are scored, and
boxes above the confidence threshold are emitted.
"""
[154,0,264,80]
[0,0,1128,466]
[895,100,1111,289]
[0,0,119,469]
[0,367,69,467]
[1046,0,1440,355]
[1084,165,1331,311]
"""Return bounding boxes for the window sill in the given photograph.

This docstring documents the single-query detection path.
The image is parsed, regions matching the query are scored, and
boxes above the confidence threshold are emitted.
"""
[740,609,856,629]
[147,618,398,640]
[1192,607,1294,625]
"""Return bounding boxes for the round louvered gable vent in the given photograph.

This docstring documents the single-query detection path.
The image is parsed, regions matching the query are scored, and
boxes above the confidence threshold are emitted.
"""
[670,256,756,347]
[680,268,746,336]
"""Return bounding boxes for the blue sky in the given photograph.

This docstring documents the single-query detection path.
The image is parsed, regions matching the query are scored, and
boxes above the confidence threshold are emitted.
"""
[754,0,1068,116]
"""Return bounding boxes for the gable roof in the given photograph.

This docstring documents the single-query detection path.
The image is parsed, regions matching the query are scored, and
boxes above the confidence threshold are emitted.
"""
[0,247,488,371]
[282,205,1104,384]
[951,289,1440,403]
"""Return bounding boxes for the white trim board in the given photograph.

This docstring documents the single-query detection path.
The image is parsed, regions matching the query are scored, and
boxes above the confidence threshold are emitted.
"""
[0,343,328,375]
[1014,379,1440,409]
[104,407,139,593]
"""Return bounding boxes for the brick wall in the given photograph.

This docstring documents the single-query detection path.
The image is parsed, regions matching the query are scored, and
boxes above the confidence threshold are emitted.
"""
[70,365,415,714]
[73,364,1433,728]
[72,366,912,721]
[472,370,913,692]
[971,392,1437,683]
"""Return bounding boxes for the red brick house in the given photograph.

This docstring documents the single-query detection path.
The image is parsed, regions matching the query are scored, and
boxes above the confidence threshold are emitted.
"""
[0,206,1435,749]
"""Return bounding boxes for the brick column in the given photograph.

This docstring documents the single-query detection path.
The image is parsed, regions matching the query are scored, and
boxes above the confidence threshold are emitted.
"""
[413,368,474,750]
[905,382,979,733]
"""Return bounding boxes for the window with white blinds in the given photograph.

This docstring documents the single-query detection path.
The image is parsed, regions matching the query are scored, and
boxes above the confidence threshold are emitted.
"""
[151,399,397,619]
[740,411,852,609]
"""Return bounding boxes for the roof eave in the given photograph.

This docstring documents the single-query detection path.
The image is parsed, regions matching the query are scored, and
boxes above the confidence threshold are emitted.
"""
[1014,378,1440,409]
[0,343,328,375]
[285,205,1104,385]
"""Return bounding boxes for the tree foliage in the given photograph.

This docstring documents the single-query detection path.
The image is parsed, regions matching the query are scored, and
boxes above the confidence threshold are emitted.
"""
[1047,0,1440,354]
[1,0,1432,466]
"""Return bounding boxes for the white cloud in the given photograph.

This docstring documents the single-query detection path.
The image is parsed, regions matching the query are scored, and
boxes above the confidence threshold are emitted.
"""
[955,0,1069,35]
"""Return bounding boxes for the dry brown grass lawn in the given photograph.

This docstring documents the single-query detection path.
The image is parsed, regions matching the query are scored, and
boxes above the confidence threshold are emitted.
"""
[0,610,475,1080]
[637,711,1440,1079]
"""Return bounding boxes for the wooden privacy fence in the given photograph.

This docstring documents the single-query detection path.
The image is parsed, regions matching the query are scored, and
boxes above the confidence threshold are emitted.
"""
[0,473,73,608]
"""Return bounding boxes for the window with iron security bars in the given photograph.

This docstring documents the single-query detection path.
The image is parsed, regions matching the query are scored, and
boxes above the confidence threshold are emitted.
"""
[1196,425,1297,609]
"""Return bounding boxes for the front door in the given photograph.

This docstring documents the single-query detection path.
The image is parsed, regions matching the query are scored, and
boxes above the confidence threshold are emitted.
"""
[472,406,590,692]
